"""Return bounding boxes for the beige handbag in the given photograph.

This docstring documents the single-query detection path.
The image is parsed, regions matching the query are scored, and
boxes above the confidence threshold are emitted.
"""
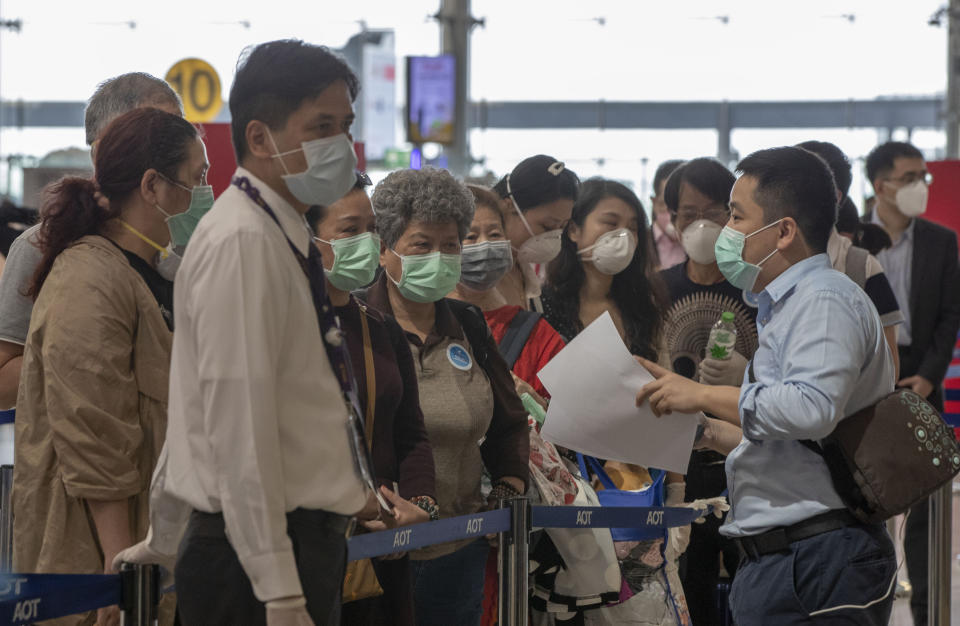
[343,310,385,603]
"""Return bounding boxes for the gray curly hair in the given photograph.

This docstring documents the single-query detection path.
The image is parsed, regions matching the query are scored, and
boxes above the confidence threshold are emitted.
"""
[372,168,476,248]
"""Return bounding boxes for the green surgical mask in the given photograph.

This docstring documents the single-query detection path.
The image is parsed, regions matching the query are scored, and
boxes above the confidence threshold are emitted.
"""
[314,232,382,291]
[713,219,782,291]
[388,249,461,303]
[156,176,215,248]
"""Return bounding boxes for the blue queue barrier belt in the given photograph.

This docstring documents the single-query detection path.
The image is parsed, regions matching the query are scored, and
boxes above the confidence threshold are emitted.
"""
[0,504,707,625]
[347,507,511,561]
[0,411,13,426]
[531,504,707,531]
[0,573,120,625]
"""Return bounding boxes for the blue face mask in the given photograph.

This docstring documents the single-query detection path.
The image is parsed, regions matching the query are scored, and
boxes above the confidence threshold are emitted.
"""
[713,219,782,291]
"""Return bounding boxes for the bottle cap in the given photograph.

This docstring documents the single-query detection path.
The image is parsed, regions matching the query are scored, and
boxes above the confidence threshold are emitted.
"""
[721,311,735,323]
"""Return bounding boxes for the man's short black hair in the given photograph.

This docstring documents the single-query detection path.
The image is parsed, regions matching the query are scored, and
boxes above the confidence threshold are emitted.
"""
[735,146,837,253]
[662,157,735,213]
[797,140,851,197]
[865,141,924,185]
[652,159,685,196]
[230,39,360,162]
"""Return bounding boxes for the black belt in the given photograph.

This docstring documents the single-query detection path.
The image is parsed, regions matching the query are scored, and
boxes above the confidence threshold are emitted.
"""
[734,509,858,560]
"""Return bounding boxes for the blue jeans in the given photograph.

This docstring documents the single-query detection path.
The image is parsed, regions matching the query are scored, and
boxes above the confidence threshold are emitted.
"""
[410,539,490,626]
[729,522,896,625]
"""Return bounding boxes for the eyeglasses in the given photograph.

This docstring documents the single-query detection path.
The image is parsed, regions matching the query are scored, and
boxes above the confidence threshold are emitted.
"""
[885,172,933,186]
[674,205,730,223]
[159,171,207,189]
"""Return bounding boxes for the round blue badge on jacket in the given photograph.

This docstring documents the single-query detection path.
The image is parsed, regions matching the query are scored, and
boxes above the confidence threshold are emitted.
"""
[447,343,473,371]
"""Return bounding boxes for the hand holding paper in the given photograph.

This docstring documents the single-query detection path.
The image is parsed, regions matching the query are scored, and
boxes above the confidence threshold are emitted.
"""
[636,357,707,416]
[637,355,743,425]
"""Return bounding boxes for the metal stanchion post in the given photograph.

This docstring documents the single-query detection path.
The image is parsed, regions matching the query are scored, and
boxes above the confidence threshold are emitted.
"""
[498,497,530,626]
[928,484,951,625]
[120,562,159,626]
[0,465,13,571]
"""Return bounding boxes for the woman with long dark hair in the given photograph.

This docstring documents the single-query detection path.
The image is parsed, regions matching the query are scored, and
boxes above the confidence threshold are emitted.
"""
[14,107,207,626]
[542,178,665,359]
[541,178,691,625]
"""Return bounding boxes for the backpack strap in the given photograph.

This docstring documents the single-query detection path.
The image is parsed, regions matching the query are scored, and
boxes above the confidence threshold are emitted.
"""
[446,299,490,373]
[498,310,542,370]
[844,245,869,290]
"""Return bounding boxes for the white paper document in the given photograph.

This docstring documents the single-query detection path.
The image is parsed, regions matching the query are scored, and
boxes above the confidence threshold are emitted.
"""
[538,311,699,474]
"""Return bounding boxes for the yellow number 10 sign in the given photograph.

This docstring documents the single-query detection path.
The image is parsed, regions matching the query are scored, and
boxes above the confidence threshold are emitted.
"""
[165,58,223,123]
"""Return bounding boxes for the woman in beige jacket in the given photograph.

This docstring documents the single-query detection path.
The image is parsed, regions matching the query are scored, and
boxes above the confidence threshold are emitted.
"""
[14,107,208,626]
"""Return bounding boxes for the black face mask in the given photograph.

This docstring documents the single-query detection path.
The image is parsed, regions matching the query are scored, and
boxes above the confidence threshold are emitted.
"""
[0,202,37,257]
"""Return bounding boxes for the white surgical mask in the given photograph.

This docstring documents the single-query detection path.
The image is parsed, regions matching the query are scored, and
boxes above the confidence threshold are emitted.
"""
[509,197,562,264]
[681,219,723,265]
[894,180,928,218]
[155,245,184,281]
[578,228,637,275]
[268,131,358,207]
[506,174,563,264]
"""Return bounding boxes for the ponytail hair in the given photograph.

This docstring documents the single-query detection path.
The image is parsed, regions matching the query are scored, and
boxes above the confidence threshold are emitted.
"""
[27,178,118,297]
[28,107,198,297]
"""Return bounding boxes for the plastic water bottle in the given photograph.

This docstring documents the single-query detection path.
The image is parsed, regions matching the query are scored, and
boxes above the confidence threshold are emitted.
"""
[707,312,737,360]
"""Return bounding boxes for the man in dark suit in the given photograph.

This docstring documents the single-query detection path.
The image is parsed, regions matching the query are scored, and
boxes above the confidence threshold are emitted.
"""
[864,140,960,625]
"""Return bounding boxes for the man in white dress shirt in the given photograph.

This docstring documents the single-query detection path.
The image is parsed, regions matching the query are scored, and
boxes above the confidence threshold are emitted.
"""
[117,40,378,626]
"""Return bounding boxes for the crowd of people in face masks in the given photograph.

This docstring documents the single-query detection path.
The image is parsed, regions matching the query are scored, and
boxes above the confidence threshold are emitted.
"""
[0,36,957,626]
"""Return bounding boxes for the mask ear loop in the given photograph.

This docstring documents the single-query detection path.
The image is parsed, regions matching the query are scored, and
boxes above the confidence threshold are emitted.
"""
[385,248,406,286]
[265,128,296,175]
[506,173,538,239]
[746,218,785,267]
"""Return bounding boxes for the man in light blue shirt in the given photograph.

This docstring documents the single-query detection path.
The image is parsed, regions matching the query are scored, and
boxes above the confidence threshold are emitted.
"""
[638,146,897,625]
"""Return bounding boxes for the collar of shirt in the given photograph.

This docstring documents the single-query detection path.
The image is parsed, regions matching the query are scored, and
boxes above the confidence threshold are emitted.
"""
[234,166,313,257]
[870,208,915,246]
[756,253,831,327]
[361,273,464,346]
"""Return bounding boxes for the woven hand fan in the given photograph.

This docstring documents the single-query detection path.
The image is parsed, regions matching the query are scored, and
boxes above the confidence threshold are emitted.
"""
[663,292,759,378]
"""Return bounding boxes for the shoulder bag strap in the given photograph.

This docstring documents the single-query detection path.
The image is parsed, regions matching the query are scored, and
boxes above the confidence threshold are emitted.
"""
[844,245,869,290]
[498,310,542,369]
[359,307,376,451]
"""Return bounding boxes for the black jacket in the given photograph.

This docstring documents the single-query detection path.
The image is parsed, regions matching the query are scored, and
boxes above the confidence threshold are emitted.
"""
[864,215,960,398]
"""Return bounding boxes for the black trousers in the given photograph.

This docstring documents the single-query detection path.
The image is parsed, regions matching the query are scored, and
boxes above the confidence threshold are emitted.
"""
[904,498,929,626]
[679,450,739,626]
[175,508,351,626]
[896,344,945,626]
